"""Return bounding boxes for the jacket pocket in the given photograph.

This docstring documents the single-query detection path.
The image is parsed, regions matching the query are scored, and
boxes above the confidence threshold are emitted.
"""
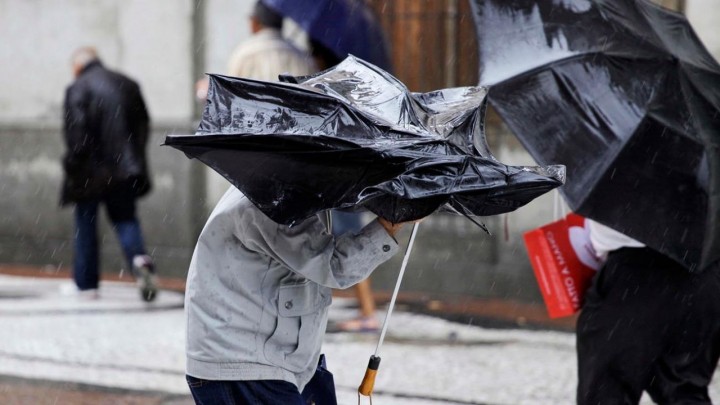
[264,280,331,373]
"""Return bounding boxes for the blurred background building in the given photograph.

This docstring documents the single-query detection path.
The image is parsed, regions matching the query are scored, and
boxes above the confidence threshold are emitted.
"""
[0,0,716,309]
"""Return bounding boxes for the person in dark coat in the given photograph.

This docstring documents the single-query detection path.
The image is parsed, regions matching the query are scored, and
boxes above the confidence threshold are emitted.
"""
[576,221,720,404]
[62,46,157,301]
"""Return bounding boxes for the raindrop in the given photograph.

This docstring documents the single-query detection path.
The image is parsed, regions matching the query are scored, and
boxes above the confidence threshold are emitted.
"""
[679,227,688,243]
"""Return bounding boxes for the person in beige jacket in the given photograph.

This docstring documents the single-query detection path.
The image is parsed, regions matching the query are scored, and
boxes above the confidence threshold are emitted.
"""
[193,2,314,101]
[227,1,315,81]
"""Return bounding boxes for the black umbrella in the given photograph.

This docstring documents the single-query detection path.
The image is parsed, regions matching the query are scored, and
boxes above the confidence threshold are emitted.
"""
[165,56,564,226]
[470,0,720,271]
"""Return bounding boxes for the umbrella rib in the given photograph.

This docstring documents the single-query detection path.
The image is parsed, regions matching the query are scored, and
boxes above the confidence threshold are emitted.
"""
[632,0,720,73]
[445,200,489,233]
[211,73,339,100]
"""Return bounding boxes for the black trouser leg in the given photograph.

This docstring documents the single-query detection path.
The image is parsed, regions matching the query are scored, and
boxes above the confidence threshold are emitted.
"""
[576,248,720,405]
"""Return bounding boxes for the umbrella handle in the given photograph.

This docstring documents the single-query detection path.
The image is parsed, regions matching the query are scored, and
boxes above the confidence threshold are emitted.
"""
[373,222,420,356]
[358,222,420,398]
[358,355,381,397]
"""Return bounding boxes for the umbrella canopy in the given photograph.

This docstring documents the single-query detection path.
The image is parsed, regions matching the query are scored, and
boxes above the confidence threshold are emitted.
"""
[261,0,392,71]
[470,0,720,271]
[165,56,564,226]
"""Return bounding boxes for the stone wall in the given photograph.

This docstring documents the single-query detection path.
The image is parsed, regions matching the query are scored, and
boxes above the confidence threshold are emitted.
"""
[0,0,195,123]
[0,123,205,278]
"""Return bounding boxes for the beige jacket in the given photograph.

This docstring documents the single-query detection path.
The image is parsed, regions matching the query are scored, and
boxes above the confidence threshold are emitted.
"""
[227,28,316,81]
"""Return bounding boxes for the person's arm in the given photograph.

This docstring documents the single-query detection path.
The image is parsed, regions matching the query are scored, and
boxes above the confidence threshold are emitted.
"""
[63,85,90,165]
[131,82,150,147]
[237,206,402,289]
[63,86,94,174]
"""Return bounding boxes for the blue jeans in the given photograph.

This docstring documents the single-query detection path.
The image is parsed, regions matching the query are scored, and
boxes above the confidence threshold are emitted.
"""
[186,377,305,405]
[73,189,147,290]
[331,210,363,236]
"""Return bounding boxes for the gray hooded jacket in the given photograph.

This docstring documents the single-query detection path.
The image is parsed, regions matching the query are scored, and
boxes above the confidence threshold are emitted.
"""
[185,187,399,390]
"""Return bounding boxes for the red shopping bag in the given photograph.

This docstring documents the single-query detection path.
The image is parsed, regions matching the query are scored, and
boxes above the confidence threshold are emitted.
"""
[523,214,602,318]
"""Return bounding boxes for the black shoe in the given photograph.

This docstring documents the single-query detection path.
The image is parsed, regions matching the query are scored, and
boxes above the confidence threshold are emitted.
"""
[133,256,158,302]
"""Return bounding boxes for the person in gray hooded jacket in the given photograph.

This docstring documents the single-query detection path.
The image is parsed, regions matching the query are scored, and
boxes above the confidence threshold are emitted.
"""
[184,186,408,404]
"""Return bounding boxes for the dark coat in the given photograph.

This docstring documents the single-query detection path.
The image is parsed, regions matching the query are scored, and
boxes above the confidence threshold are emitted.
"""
[61,60,151,205]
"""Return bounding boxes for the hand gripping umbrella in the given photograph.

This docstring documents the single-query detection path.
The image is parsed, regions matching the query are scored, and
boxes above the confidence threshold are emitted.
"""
[165,56,564,399]
[471,0,720,271]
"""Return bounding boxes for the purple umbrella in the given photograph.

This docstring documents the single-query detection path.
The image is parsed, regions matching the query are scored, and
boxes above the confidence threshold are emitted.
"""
[262,0,392,71]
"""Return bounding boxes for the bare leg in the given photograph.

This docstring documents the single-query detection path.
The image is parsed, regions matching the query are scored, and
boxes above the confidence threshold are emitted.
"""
[329,278,379,333]
[355,279,376,318]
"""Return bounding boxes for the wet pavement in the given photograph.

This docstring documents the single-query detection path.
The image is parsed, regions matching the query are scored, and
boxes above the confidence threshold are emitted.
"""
[0,268,716,405]
[0,375,192,405]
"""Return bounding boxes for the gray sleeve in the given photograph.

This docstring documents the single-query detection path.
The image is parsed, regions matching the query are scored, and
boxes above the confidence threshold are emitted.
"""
[237,207,399,289]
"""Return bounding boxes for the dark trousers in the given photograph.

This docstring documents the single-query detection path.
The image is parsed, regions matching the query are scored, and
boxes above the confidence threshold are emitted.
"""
[186,355,337,405]
[186,377,305,405]
[577,248,720,405]
[73,188,147,290]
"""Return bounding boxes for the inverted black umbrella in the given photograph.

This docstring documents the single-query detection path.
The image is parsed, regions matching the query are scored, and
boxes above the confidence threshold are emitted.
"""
[470,0,720,271]
[165,56,564,227]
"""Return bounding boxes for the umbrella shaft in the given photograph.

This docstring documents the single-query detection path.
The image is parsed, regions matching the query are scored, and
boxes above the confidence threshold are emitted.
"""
[374,222,420,357]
